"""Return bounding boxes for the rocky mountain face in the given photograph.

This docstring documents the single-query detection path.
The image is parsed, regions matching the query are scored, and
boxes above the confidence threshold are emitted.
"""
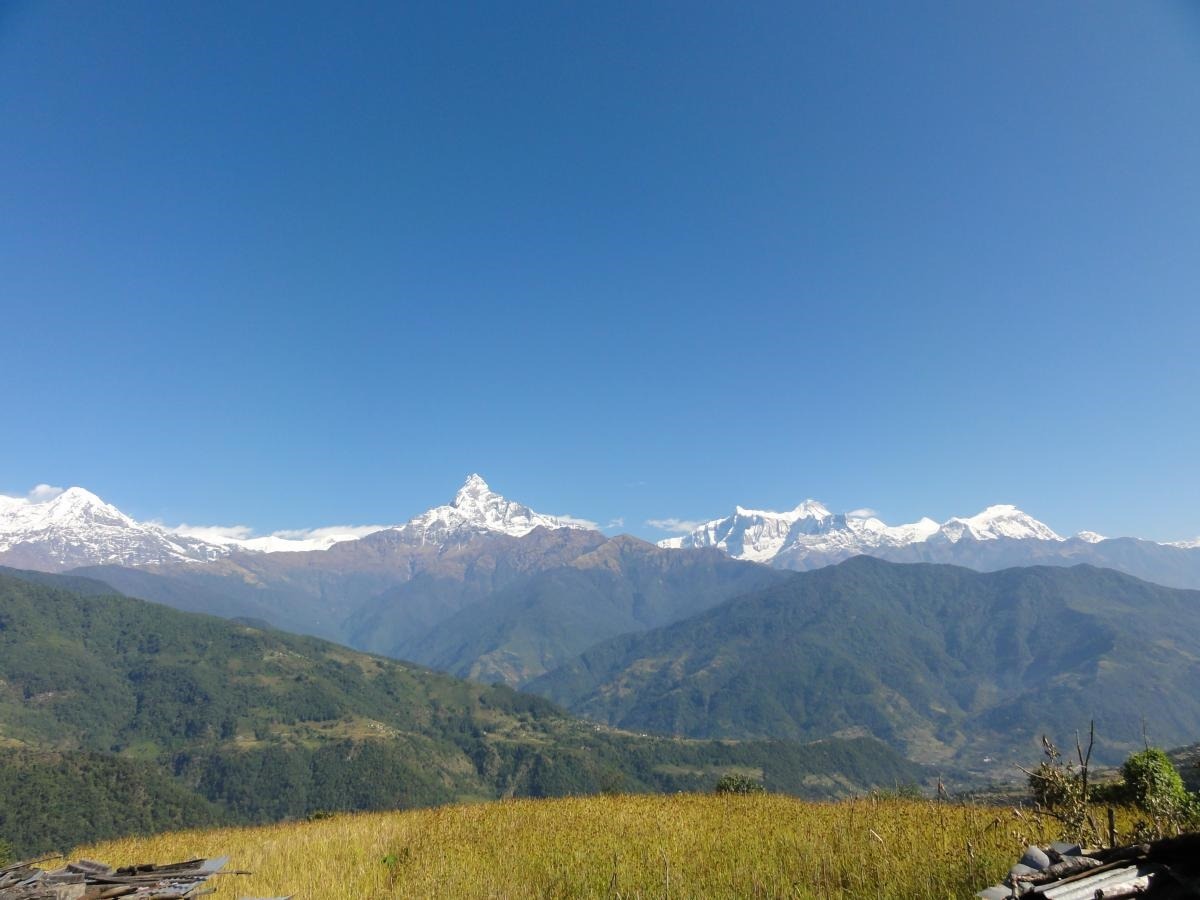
[386,535,786,685]
[78,524,609,648]
[79,527,780,688]
[45,477,774,685]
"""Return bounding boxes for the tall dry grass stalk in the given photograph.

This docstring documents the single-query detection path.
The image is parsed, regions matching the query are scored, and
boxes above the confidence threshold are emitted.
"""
[73,793,1101,898]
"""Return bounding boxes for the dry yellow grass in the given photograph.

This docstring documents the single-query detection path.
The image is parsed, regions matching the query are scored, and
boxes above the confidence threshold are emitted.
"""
[72,794,1085,899]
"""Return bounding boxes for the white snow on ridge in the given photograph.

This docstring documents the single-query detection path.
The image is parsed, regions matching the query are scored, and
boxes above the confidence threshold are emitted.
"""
[668,500,831,562]
[388,474,594,545]
[656,498,1063,564]
[932,504,1062,544]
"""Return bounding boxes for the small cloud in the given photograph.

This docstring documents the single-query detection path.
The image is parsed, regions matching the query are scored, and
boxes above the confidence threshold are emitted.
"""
[555,514,601,530]
[603,517,625,531]
[271,525,389,541]
[0,484,66,506]
[29,483,65,502]
[646,517,703,534]
[171,523,256,544]
[846,507,878,519]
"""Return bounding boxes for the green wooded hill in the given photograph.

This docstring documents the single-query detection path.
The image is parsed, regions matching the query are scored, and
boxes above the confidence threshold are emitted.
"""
[529,556,1200,773]
[0,570,919,856]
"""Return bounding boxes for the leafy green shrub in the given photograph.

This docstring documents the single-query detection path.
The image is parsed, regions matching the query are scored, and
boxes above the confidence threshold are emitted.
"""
[0,837,12,867]
[1118,748,1200,839]
[714,773,765,795]
[1121,749,1188,815]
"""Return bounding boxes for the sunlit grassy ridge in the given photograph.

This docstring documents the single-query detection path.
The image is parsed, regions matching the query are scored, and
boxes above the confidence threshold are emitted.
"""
[75,794,1069,899]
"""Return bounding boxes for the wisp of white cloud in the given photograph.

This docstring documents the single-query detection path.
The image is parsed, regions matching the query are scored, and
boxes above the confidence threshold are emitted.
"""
[555,514,601,530]
[171,522,389,546]
[271,524,390,541]
[646,517,703,534]
[171,523,257,543]
[846,507,879,519]
[0,484,67,507]
[28,483,66,502]
[603,517,625,531]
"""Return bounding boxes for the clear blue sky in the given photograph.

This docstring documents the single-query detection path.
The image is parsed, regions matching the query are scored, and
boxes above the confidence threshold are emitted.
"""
[1,1,1198,541]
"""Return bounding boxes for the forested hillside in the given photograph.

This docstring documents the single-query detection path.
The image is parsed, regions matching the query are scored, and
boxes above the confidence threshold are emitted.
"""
[0,571,919,855]
[531,557,1200,771]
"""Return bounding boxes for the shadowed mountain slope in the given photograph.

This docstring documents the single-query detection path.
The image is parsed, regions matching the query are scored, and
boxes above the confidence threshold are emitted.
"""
[77,532,783,688]
[394,536,787,684]
[529,557,1200,772]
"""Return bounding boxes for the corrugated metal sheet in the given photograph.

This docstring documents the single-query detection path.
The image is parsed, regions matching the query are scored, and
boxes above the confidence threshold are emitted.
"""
[1039,863,1157,900]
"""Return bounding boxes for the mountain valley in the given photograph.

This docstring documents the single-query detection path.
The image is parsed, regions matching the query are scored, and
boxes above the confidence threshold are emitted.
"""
[0,567,918,854]
[530,556,1200,771]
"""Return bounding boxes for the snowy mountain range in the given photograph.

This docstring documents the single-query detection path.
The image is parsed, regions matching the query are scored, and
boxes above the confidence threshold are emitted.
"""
[650,497,1200,589]
[2,476,1198,585]
[0,476,589,571]
[658,500,1067,568]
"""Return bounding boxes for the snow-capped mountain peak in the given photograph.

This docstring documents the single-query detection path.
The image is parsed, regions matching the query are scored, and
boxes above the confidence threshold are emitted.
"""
[0,486,133,532]
[0,486,131,545]
[794,499,831,517]
[1076,530,1107,544]
[454,473,500,509]
[0,485,226,570]
[666,499,833,563]
[933,504,1062,544]
[390,474,592,546]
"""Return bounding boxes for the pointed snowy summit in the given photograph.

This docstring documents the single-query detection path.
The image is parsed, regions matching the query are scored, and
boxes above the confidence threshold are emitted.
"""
[454,473,496,506]
[390,474,593,546]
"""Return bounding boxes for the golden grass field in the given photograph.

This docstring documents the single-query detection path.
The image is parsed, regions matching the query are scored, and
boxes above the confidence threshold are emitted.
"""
[72,793,1101,899]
